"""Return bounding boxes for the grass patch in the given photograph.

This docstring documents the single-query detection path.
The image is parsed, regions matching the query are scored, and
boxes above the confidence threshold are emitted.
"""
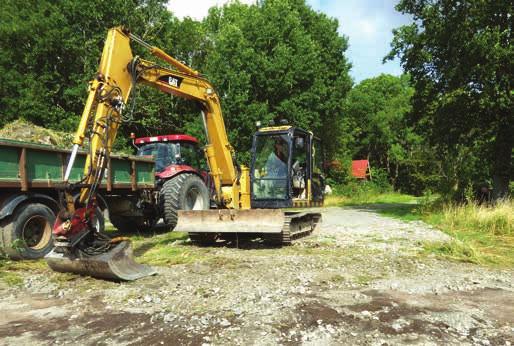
[131,231,206,266]
[419,201,514,266]
[0,258,47,286]
[0,271,23,286]
[324,192,417,207]
[137,245,203,266]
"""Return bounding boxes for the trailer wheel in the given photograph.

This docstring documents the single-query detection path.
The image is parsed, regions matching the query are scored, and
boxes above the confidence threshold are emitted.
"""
[1,203,55,260]
[92,208,105,234]
[161,173,210,230]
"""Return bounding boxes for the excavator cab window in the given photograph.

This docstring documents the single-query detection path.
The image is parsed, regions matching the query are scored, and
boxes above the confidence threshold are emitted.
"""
[311,138,325,201]
[252,134,290,200]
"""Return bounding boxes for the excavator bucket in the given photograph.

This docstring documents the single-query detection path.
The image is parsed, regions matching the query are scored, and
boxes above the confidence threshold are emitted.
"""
[45,241,156,281]
[177,209,321,245]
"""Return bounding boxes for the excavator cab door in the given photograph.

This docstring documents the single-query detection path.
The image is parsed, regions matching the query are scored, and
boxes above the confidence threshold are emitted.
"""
[310,138,325,202]
[250,131,292,208]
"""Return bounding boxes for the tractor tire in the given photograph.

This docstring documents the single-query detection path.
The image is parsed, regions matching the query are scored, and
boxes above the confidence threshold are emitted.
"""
[161,173,210,231]
[0,203,55,260]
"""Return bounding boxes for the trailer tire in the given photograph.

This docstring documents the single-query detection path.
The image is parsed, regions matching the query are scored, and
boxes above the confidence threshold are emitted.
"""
[1,203,55,260]
[161,173,210,230]
[92,208,105,234]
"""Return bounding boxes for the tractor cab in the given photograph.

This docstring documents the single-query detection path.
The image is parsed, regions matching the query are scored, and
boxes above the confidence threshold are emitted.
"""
[250,125,325,209]
[134,134,206,175]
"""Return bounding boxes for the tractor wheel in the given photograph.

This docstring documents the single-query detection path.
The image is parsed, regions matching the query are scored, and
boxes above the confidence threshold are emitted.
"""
[0,203,55,260]
[161,173,210,230]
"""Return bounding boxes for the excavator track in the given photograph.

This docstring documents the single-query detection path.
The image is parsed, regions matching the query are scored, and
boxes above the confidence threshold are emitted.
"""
[264,211,322,246]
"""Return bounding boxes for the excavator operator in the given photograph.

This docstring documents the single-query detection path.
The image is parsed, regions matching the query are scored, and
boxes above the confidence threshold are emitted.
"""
[266,137,288,177]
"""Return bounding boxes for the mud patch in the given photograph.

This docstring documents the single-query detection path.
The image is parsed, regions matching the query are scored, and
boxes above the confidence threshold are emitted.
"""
[0,310,225,346]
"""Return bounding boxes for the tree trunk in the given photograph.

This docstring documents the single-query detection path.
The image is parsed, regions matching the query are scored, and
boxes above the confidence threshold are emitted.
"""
[491,115,514,201]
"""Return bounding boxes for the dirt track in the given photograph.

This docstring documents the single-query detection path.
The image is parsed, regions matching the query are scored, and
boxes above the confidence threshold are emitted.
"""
[1,207,513,345]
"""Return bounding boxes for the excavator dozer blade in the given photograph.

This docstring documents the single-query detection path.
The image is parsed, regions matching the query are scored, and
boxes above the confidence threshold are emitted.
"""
[177,209,322,245]
[177,209,286,234]
[45,241,156,281]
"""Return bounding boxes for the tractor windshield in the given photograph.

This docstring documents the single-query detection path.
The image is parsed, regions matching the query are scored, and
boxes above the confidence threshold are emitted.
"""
[252,134,289,200]
[137,143,178,172]
[137,142,204,172]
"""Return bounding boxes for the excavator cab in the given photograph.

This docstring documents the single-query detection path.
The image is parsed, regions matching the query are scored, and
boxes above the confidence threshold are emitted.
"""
[250,126,325,209]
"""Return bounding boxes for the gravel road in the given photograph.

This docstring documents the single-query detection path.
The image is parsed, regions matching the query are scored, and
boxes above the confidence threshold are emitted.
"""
[0,207,513,345]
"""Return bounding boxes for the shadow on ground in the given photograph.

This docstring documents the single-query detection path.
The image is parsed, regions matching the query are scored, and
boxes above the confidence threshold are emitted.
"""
[348,203,419,221]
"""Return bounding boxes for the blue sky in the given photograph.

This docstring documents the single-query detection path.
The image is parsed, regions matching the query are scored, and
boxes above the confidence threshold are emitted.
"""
[167,0,412,82]
[306,0,411,82]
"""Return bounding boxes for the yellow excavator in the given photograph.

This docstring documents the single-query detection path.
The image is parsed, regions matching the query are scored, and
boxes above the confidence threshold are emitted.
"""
[46,27,324,280]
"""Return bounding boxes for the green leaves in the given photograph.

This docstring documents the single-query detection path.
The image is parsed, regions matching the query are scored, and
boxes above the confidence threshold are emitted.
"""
[342,74,416,190]
[200,0,351,163]
[388,0,514,199]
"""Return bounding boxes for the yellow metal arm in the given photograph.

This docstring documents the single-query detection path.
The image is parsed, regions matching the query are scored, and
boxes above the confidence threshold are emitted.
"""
[67,27,249,209]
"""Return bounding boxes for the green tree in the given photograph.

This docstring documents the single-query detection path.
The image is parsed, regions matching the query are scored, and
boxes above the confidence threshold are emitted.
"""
[202,0,352,163]
[386,0,513,199]
[0,0,352,167]
[343,74,416,189]
[0,0,177,131]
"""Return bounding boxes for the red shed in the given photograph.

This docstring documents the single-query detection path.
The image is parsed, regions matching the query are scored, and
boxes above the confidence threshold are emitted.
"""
[351,160,371,180]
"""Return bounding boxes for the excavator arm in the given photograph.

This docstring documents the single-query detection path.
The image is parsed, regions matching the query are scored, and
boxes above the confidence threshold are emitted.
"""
[69,27,246,210]
[47,27,249,280]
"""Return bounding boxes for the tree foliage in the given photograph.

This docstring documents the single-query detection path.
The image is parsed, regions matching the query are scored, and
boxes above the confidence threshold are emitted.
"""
[0,0,351,164]
[343,74,416,188]
[201,0,352,163]
[0,0,176,132]
[3,0,509,200]
[386,0,513,199]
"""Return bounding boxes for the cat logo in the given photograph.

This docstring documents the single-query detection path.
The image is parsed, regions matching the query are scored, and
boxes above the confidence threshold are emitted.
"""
[158,75,183,88]
[168,77,179,87]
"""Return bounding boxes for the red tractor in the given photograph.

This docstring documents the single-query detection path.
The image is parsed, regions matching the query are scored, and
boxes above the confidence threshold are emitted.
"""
[108,134,212,233]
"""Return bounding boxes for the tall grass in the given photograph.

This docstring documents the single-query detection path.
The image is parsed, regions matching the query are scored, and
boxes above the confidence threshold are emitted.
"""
[325,177,417,206]
[424,200,514,266]
[440,200,513,237]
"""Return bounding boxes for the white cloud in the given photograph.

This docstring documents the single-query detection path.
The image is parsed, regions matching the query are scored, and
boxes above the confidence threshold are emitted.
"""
[167,0,256,20]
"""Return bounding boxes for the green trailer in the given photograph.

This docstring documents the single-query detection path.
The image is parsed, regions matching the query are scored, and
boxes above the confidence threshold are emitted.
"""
[0,138,155,259]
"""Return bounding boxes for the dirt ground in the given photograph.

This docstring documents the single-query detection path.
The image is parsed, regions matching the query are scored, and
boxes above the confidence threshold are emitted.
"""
[1,206,513,345]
